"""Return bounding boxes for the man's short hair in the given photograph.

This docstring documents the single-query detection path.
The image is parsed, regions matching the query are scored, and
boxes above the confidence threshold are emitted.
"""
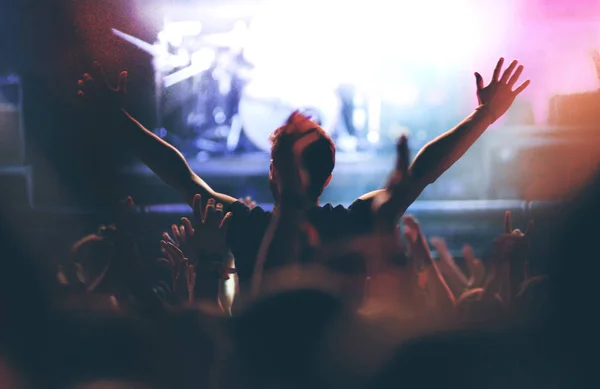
[269,112,335,201]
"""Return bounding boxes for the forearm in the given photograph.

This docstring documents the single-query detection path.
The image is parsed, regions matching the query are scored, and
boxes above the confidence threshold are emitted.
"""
[410,106,494,186]
[119,110,196,199]
[361,108,493,215]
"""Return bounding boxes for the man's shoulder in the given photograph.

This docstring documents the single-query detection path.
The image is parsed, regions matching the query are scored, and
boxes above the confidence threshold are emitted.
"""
[228,201,272,231]
[230,201,271,215]
[313,199,374,231]
[318,198,373,214]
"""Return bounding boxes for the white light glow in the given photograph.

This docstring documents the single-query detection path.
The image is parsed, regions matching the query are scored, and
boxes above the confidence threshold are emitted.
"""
[243,0,504,105]
[162,20,203,47]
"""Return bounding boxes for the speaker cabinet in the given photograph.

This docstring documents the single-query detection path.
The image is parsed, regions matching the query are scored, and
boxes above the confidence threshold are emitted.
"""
[485,126,600,201]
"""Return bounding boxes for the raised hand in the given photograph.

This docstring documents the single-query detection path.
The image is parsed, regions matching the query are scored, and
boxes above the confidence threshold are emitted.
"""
[77,62,128,114]
[372,135,412,232]
[484,211,534,304]
[163,194,235,283]
[161,218,199,267]
[191,195,233,260]
[159,241,196,303]
[503,210,534,238]
[474,58,530,122]
[402,215,456,314]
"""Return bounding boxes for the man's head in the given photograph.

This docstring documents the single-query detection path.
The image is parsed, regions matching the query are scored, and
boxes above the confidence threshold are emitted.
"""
[269,112,335,203]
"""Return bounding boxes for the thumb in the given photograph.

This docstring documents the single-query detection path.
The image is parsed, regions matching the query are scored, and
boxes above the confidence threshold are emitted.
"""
[118,70,128,93]
[395,135,409,175]
[474,72,484,91]
[463,244,476,264]
[219,212,233,230]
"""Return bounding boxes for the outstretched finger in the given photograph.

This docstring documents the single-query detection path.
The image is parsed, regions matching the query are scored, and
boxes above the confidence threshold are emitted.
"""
[165,241,184,260]
[500,60,518,84]
[430,237,450,256]
[474,72,484,91]
[402,215,419,229]
[181,217,194,238]
[162,232,176,245]
[192,194,203,227]
[214,203,224,224]
[219,211,233,230]
[117,70,128,93]
[513,79,531,95]
[179,225,186,242]
[507,64,524,88]
[504,211,512,234]
[492,57,504,83]
[171,224,182,246]
[395,135,410,175]
[160,241,174,264]
[204,198,217,225]
[463,244,476,263]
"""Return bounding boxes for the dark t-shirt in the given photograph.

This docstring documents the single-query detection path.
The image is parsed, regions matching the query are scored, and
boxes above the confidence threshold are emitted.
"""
[226,199,374,282]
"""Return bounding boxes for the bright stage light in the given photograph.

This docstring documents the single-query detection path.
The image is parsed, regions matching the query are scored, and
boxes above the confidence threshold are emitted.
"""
[243,0,509,106]
[162,20,203,47]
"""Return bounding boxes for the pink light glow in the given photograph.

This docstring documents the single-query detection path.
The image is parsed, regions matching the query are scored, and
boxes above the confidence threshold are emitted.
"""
[509,0,600,123]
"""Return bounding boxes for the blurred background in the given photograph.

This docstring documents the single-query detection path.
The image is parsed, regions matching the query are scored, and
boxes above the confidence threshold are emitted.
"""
[1,0,600,254]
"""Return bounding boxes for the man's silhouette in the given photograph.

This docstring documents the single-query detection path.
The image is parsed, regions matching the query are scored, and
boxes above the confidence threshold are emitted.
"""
[79,58,529,282]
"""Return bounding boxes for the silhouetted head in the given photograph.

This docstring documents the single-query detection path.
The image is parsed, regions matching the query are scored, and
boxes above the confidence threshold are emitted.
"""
[228,288,347,387]
[269,111,335,204]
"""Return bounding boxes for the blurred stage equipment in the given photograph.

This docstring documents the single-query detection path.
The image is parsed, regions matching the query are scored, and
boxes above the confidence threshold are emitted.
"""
[485,124,600,201]
[112,18,376,155]
[547,91,600,126]
[238,74,340,152]
[0,75,25,165]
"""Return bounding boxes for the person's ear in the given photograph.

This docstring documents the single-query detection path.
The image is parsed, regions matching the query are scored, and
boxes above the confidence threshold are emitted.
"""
[323,174,332,188]
[269,162,274,180]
